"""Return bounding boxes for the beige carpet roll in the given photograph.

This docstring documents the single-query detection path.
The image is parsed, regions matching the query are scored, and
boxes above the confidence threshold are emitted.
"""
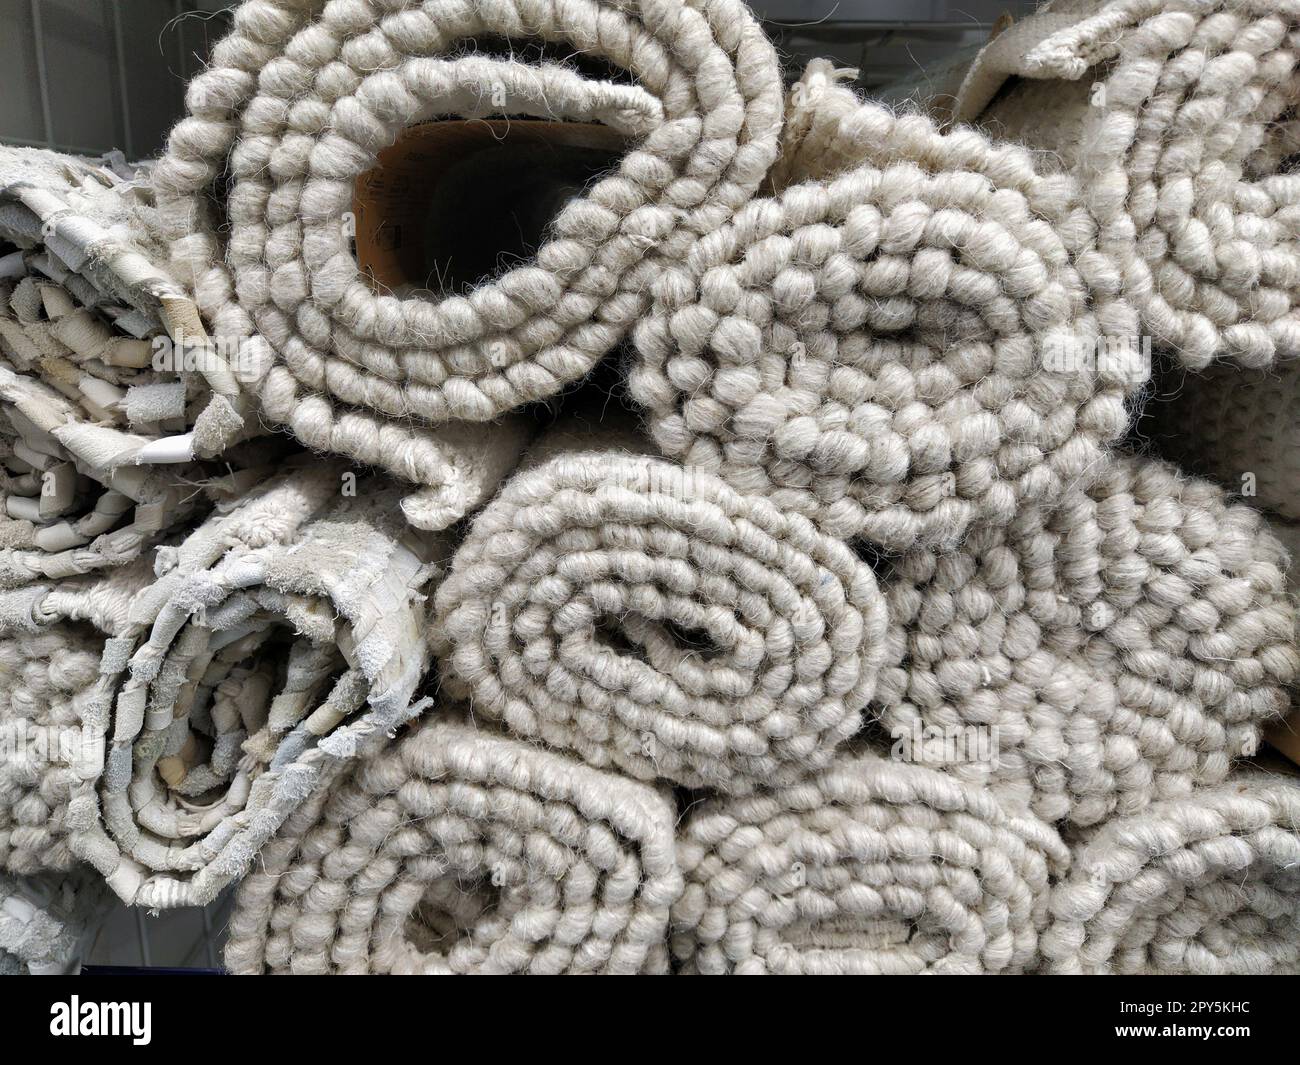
[950,0,1300,369]
[432,422,888,794]
[150,0,784,522]
[632,74,1141,550]
[1041,770,1300,973]
[224,711,682,974]
[671,748,1068,974]
[20,463,451,908]
[874,454,1298,828]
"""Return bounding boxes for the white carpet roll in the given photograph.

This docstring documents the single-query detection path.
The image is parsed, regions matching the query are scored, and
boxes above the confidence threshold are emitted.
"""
[1041,770,1300,974]
[150,0,785,492]
[49,464,450,908]
[632,83,1141,550]
[432,423,888,794]
[950,0,1300,368]
[874,454,1298,828]
[671,749,1068,974]
[224,712,682,974]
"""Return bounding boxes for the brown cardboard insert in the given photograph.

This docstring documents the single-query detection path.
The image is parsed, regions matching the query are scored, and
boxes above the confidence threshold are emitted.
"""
[353,119,627,294]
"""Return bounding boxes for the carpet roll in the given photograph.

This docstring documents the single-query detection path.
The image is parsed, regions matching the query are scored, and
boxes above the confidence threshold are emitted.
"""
[1041,770,1300,973]
[432,421,888,794]
[150,0,785,501]
[0,561,148,875]
[874,454,1298,828]
[0,868,109,975]
[224,711,682,974]
[631,77,1141,550]
[40,464,451,908]
[950,0,1300,369]
[671,748,1068,974]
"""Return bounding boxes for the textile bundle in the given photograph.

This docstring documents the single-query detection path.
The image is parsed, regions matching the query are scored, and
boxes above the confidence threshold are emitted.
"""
[224,711,682,974]
[949,0,1300,368]
[149,0,785,527]
[432,422,889,794]
[631,76,1142,550]
[0,465,448,909]
[1042,771,1300,974]
[873,454,1298,827]
[670,750,1068,974]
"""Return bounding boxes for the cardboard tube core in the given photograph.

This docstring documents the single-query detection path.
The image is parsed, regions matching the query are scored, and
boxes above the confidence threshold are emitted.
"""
[353,120,626,295]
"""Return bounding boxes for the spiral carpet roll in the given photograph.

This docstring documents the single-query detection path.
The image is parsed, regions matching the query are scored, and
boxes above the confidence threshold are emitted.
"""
[0,561,149,876]
[150,0,785,508]
[1041,770,1300,973]
[874,454,1298,828]
[41,464,451,908]
[950,0,1300,369]
[671,749,1068,974]
[432,421,888,794]
[631,82,1142,550]
[0,868,109,975]
[224,711,682,974]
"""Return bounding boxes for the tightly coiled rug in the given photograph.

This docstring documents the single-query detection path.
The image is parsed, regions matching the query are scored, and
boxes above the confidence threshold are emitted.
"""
[873,454,1298,827]
[631,73,1142,550]
[950,0,1300,368]
[1041,770,1300,973]
[224,711,682,974]
[670,748,1068,973]
[432,420,888,794]
[150,0,785,525]
[0,463,451,908]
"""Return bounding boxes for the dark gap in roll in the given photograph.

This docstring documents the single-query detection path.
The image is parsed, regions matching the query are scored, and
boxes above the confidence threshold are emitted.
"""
[594,612,725,663]
[354,120,626,297]
[453,36,637,87]
[404,874,503,954]
[594,614,647,662]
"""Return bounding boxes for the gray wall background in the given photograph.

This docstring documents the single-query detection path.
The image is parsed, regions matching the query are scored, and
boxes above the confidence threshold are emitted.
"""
[0,0,1037,156]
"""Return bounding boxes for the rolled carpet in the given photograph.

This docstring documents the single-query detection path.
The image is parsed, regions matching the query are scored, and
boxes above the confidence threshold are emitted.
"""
[631,80,1142,550]
[431,421,888,794]
[670,748,1068,974]
[150,0,784,507]
[224,711,682,974]
[0,867,110,975]
[1041,770,1300,973]
[949,0,1300,369]
[873,454,1298,828]
[0,560,149,875]
[32,463,451,908]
